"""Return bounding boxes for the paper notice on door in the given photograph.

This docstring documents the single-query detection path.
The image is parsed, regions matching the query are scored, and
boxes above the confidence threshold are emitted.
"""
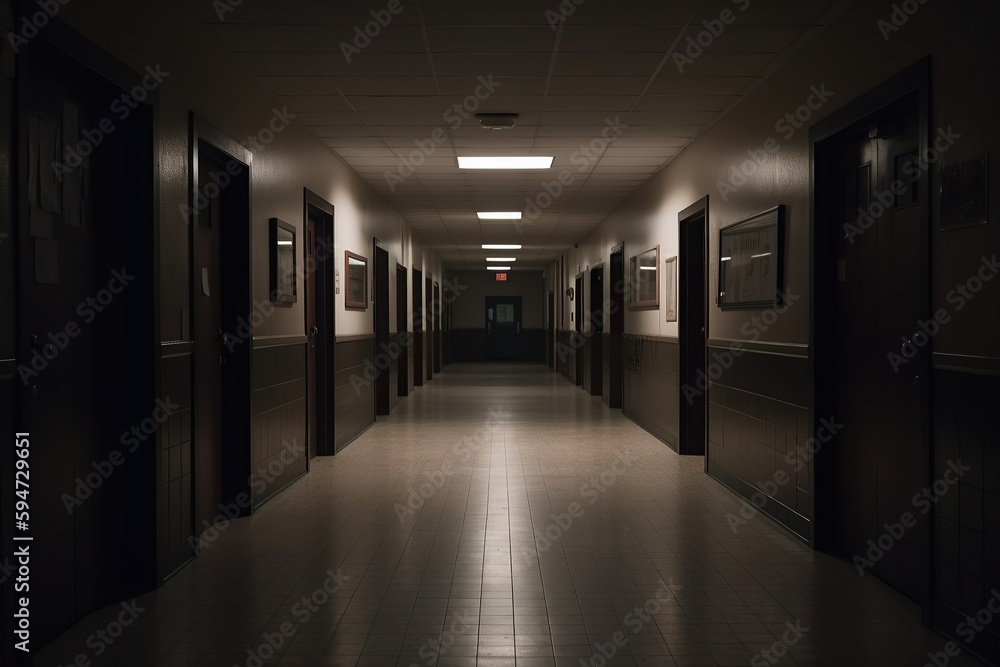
[36,116,62,214]
[201,267,210,296]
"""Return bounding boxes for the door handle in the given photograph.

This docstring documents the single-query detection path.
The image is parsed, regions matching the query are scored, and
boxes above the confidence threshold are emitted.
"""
[310,325,319,336]
[31,332,56,358]
[217,329,229,347]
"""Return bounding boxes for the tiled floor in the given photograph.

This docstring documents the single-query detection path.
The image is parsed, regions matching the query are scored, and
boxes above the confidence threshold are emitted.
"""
[38,363,985,666]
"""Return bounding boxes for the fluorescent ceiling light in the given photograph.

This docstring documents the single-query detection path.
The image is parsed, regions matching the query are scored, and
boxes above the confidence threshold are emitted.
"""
[640,266,656,271]
[482,244,522,250]
[486,257,516,262]
[477,211,522,220]
[277,241,293,246]
[458,156,553,170]
[487,266,511,271]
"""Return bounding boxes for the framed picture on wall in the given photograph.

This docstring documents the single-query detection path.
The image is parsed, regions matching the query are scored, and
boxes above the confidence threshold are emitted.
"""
[718,205,785,308]
[628,245,659,309]
[269,217,297,303]
[345,251,368,309]
[664,255,677,321]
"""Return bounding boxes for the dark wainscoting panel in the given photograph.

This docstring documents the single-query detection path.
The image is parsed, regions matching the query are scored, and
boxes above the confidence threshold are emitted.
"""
[449,328,545,363]
[582,337,593,393]
[158,343,194,580]
[705,343,812,540]
[623,335,679,450]
[443,331,452,366]
[557,330,576,383]
[450,329,486,362]
[335,336,376,452]
[522,329,546,363]
[251,339,308,507]
[931,369,1000,664]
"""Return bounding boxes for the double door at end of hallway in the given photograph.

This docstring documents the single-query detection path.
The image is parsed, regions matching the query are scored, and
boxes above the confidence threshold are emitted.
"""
[485,296,523,360]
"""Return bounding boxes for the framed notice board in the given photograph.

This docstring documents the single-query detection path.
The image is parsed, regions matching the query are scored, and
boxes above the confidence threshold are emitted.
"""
[718,205,785,308]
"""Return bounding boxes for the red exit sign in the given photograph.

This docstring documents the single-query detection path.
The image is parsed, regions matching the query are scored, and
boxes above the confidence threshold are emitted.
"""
[495,273,507,281]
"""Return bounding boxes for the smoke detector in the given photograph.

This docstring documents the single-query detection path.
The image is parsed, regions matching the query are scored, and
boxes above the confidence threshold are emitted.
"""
[476,113,518,130]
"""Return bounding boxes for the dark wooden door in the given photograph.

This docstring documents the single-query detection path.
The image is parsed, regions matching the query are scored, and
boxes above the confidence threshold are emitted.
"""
[606,248,624,408]
[306,218,317,458]
[679,200,708,456]
[413,269,423,385]
[547,291,555,369]
[304,207,335,458]
[190,125,253,530]
[574,275,584,385]
[20,50,84,642]
[831,107,925,599]
[426,276,434,380]
[485,296,523,360]
[17,41,154,645]
[306,201,334,457]
[397,265,408,396]
[374,243,390,415]
[434,284,442,373]
[589,267,603,394]
[193,151,226,533]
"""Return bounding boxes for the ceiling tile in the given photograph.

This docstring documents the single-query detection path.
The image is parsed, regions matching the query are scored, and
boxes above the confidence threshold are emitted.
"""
[187,0,848,269]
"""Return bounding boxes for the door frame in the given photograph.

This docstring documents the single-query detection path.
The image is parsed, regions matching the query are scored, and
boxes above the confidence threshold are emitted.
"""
[574,273,584,385]
[304,189,335,456]
[810,58,932,615]
[425,275,434,380]
[412,267,423,386]
[547,290,555,369]
[606,244,625,408]
[373,239,390,415]
[433,282,442,373]
[188,114,253,527]
[589,264,604,395]
[396,264,408,396]
[679,196,709,457]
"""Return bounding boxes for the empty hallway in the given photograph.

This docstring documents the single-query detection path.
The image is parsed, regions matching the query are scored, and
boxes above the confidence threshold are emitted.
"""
[3,0,1000,664]
[36,365,984,667]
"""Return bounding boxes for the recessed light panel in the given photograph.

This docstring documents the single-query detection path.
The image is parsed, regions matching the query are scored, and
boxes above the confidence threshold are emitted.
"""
[477,212,522,220]
[458,156,553,170]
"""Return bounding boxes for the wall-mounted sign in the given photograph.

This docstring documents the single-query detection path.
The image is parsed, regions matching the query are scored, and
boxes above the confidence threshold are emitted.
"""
[718,205,785,308]
[495,273,507,281]
[345,251,368,309]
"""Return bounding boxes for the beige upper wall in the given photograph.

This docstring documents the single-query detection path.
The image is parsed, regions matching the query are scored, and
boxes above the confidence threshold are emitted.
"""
[57,0,440,340]
[554,0,1000,358]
